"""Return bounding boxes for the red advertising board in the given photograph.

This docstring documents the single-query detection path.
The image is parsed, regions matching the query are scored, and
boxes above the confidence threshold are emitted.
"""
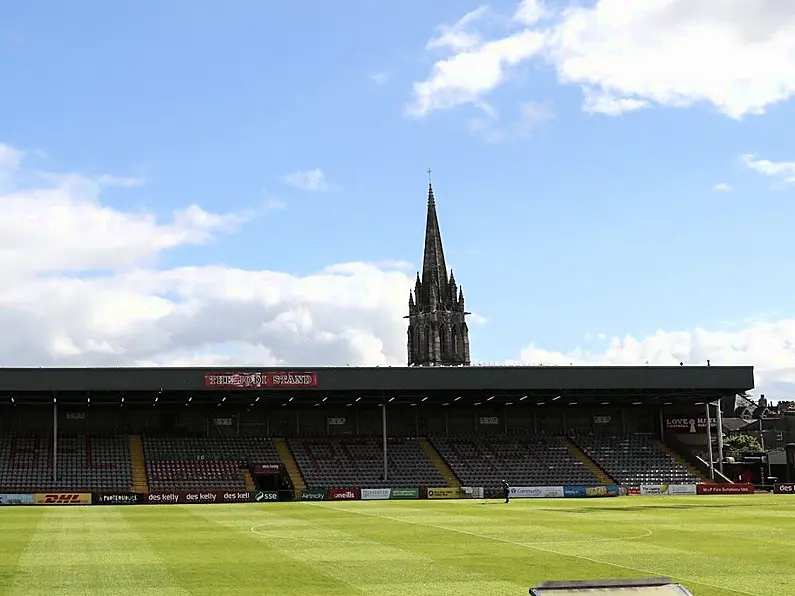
[204,372,317,389]
[696,483,754,495]
[144,491,252,504]
[328,488,361,500]
[774,483,795,494]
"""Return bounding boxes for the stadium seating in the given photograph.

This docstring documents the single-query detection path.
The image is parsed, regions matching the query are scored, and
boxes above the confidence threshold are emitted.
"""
[142,435,281,491]
[288,437,447,488]
[573,433,700,489]
[430,433,599,488]
[147,460,247,491]
[0,433,131,492]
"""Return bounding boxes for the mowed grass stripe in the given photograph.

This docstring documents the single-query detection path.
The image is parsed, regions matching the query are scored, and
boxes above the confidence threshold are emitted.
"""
[0,507,44,595]
[122,504,354,596]
[191,503,526,596]
[514,496,795,585]
[6,506,188,596]
[307,502,654,588]
[531,496,795,585]
[310,499,774,596]
[317,500,656,543]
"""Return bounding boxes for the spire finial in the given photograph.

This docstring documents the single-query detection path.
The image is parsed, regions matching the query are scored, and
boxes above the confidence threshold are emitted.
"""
[427,167,433,185]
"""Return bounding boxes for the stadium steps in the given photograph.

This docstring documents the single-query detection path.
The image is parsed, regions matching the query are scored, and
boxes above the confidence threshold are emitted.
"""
[565,438,615,485]
[273,437,306,495]
[418,437,461,488]
[242,469,256,491]
[657,441,708,482]
[128,435,149,493]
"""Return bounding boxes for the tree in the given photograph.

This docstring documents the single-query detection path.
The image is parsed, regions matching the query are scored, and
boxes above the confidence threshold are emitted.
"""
[724,434,762,452]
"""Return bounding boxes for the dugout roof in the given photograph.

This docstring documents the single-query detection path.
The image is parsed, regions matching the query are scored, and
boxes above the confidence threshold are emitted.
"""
[0,365,754,408]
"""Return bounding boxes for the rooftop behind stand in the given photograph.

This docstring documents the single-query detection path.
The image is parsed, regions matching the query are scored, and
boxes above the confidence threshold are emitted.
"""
[288,437,447,488]
[574,433,701,489]
[430,433,599,489]
[0,433,131,492]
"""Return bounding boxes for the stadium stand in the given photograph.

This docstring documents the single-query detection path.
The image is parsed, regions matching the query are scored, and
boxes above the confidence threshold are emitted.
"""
[288,437,448,488]
[142,435,281,492]
[572,433,701,489]
[429,433,600,488]
[0,433,131,492]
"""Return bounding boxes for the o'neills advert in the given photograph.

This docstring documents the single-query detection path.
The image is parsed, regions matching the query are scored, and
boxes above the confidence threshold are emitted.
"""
[204,372,318,389]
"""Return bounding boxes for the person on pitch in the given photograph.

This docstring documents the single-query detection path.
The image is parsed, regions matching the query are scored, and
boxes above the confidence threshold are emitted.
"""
[501,479,510,503]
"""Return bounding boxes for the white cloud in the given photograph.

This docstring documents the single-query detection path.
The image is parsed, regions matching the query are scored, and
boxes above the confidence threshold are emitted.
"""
[426,6,490,52]
[514,0,551,25]
[409,0,795,119]
[714,182,732,192]
[0,143,408,368]
[467,100,553,142]
[468,312,488,325]
[282,168,332,191]
[0,183,243,276]
[371,72,390,85]
[406,5,546,117]
[518,100,554,128]
[581,89,649,116]
[517,321,795,399]
[0,143,23,171]
[741,153,795,183]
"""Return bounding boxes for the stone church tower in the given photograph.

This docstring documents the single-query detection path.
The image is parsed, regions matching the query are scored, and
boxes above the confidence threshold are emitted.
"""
[407,179,471,366]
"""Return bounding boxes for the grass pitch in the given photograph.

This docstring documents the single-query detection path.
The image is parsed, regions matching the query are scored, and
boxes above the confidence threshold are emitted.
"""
[1,495,793,596]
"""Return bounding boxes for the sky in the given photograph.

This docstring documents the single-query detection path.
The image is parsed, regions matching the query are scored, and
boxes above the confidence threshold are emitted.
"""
[1,0,795,399]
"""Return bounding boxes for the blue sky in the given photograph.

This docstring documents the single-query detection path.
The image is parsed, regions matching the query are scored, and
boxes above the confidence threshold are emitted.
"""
[2,0,795,396]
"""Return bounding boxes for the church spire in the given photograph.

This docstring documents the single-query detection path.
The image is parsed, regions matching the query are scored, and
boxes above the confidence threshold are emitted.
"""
[421,172,449,308]
[407,171,471,367]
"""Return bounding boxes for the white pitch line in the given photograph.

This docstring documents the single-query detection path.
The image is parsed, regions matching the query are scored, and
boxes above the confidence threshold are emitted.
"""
[250,523,347,543]
[310,502,755,596]
[249,520,651,545]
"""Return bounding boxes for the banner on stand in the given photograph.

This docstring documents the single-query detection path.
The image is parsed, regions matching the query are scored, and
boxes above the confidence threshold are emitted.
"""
[510,486,565,499]
[328,488,361,500]
[696,483,753,495]
[0,494,34,505]
[361,488,391,500]
[389,487,419,499]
